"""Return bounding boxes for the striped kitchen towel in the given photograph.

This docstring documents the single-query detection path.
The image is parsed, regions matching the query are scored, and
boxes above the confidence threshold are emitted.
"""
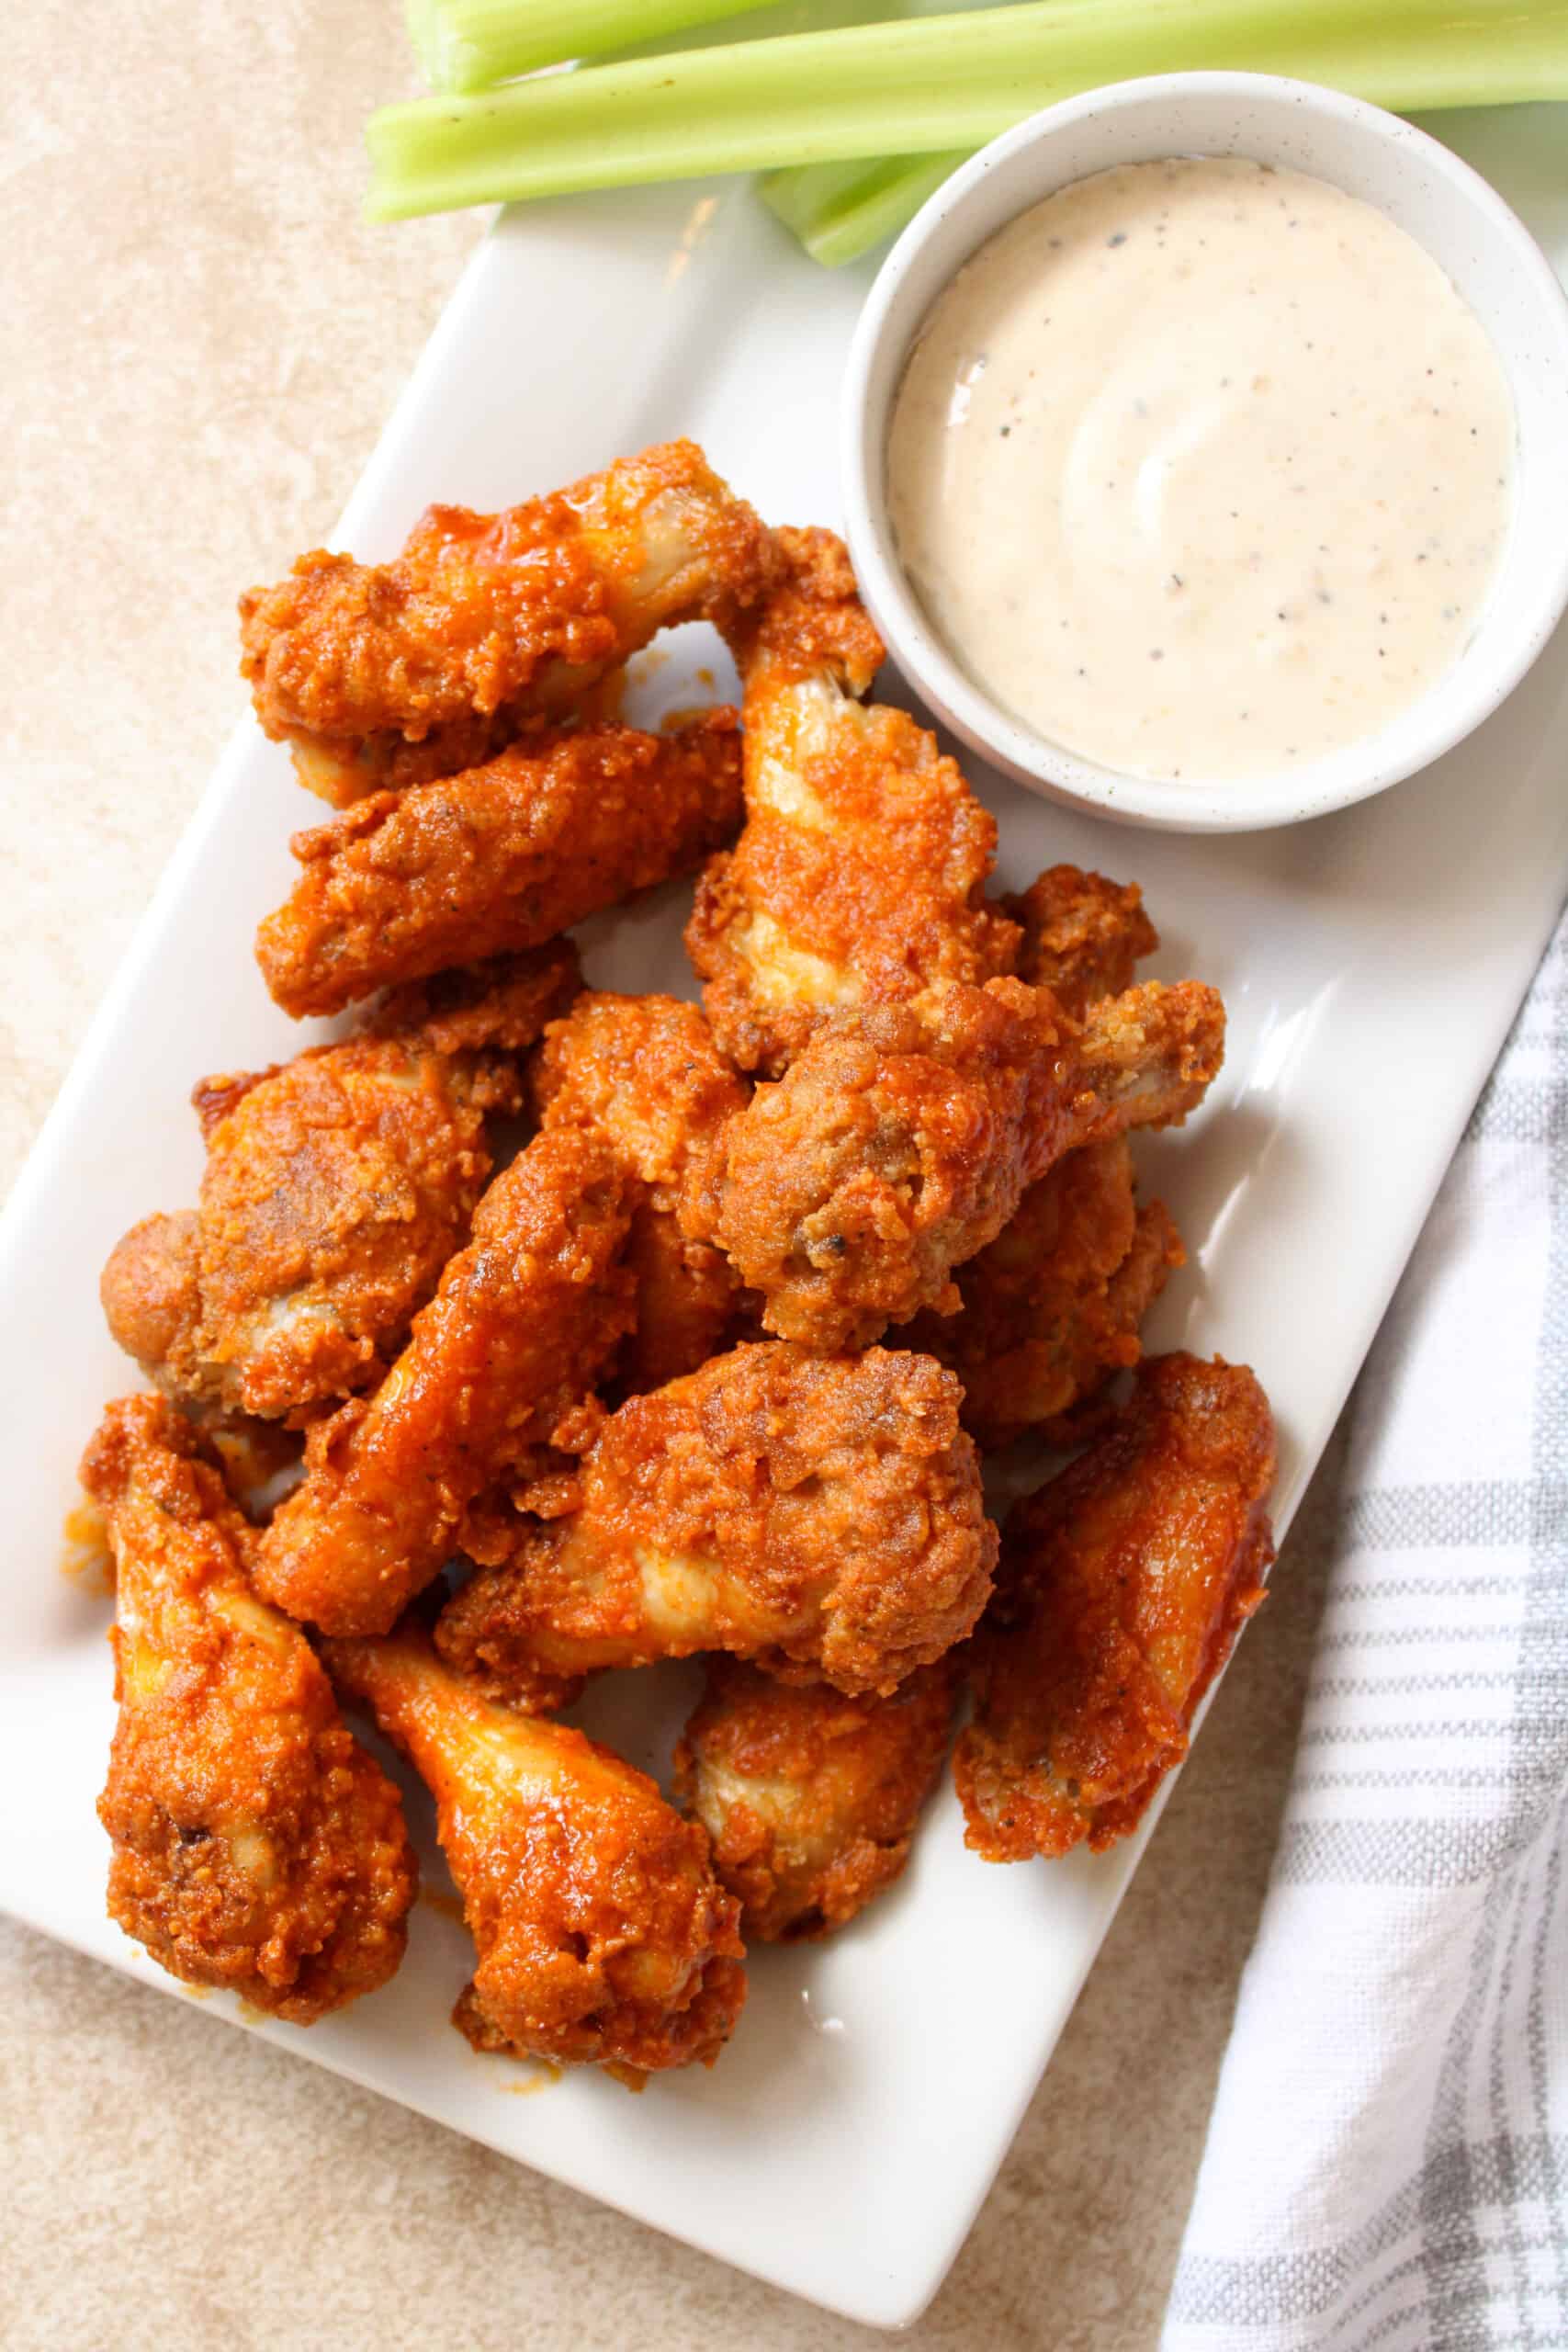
[1164,906,1568,2352]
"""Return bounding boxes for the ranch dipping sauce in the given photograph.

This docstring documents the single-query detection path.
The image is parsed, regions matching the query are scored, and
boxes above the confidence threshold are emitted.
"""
[886,157,1517,784]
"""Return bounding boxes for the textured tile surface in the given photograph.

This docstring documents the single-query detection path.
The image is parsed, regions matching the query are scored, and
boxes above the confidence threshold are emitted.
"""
[0,6,1349,2341]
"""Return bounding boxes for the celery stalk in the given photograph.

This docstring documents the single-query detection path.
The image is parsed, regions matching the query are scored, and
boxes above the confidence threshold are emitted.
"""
[408,0,780,93]
[367,0,1568,222]
[761,153,970,266]
[404,0,448,86]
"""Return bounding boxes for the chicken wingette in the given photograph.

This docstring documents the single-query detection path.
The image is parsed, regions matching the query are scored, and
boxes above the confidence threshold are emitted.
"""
[254,1128,637,1636]
[256,716,741,1019]
[240,438,773,804]
[954,1353,1276,1861]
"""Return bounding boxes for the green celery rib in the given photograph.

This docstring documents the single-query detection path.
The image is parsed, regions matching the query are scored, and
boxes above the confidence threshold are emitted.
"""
[404,0,448,85]
[761,153,970,266]
[366,0,1568,221]
[410,0,780,93]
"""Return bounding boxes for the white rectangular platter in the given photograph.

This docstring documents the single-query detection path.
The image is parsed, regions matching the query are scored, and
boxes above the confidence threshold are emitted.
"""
[3,101,1567,2332]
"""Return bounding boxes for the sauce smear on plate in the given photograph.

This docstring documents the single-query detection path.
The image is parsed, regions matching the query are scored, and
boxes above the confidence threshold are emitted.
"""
[886,157,1516,783]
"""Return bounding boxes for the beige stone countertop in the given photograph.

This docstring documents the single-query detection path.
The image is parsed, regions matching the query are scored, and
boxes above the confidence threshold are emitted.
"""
[0,6,1352,2344]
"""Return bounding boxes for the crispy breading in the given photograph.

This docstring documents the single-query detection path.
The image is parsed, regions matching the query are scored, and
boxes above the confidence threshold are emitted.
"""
[434,1340,996,1709]
[240,440,773,805]
[611,1204,748,1398]
[254,1128,638,1637]
[914,876,1175,1445]
[83,1396,416,2020]
[953,1353,1276,1862]
[99,946,580,1423]
[1002,865,1158,1016]
[688,976,1224,1354]
[533,990,750,1394]
[673,1657,958,1941]
[100,1210,211,1412]
[255,716,743,1020]
[288,707,522,808]
[367,942,584,1056]
[911,1144,1182,1451]
[325,1628,745,2080]
[685,528,1017,1073]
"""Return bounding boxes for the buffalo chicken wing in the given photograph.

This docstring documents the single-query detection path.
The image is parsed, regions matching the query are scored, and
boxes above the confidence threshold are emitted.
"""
[910,1137,1183,1451]
[256,716,742,1019]
[953,1352,1276,1861]
[240,439,773,804]
[84,1396,416,2018]
[907,876,1179,1448]
[101,946,579,1423]
[434,1340,996,1709]
[1003,865,1159,1016]
[689,976,1224,1353]
[254,1128,637,1636]
[326,1628,745,2079]
[533,989,750,1394]
[686,527,1016,1074]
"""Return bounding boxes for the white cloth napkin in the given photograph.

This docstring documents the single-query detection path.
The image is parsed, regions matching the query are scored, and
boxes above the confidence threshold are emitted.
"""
[1163,907,1568,2352]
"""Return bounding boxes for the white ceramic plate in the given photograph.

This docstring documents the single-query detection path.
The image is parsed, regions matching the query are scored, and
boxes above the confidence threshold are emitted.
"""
[3,102,1567,2333]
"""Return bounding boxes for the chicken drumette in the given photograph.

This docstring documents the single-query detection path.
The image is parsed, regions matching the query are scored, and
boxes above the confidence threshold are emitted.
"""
[326,1628,745,2080]
[673,1657,959,1942]
[84,1396,416,2019]
[434,1340,996,1711]
[101,946,580,1425]
[685,527,1016,1074]
[687,974,1224,1355]
[256,715,741,1019]
[954,1352,1277,1861]
[240,439,773,805]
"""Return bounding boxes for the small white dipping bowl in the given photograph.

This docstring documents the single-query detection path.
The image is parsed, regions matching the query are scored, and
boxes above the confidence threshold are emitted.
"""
[841,74,1568,833]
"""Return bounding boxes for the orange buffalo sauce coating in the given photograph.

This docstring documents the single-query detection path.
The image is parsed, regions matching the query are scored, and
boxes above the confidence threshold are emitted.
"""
[955,1352,1276,1861]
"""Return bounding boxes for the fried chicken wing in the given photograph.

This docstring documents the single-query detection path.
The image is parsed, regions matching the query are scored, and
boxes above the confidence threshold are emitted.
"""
[533,990,750,1394]
[689,975,1224,1354]
[240,439,773,805]
[100,945,580,1423]
[255,715,742,1020]
[953,1353,1276,1862]
[673,1657,958,1941]
[325,1628,745,2078]
[685,528,1016,1074]
[434,1340,996,1710]
[101,1209,209,1409]
[909,1138,1184,1450]
[915,872,1177,1445]
[83,1396,416,2019]
[254,1128,637,1636]
[1003,865,1159,1016]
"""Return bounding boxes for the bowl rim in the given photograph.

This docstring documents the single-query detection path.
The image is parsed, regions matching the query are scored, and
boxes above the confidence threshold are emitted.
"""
[840,70,1568,835]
